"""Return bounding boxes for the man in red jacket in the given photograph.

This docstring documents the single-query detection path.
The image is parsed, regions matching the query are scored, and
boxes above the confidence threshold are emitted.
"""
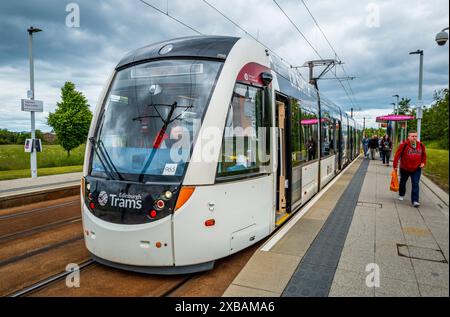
[393,131,427,207]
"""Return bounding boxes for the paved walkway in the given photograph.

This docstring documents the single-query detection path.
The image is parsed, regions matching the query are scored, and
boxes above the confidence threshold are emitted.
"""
[0,172,82,198]
[224,158,449,297]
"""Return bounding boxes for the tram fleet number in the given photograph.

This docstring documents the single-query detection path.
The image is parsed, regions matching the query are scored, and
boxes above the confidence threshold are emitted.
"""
[175,301,276,314]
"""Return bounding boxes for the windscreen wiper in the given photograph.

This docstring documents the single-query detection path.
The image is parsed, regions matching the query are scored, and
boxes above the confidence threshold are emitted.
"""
[98,139,124,181]
[89,138,115,180]
[133,103,193,122]
[138,102,183,182]
[89,138,124,181]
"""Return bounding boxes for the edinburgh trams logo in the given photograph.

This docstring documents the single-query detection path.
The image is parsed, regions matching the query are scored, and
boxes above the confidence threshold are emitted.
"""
[98,191,109,207]
[97,191,143,210]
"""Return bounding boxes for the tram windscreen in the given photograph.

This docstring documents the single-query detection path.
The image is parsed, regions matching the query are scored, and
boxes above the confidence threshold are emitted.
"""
[90,59,223,182]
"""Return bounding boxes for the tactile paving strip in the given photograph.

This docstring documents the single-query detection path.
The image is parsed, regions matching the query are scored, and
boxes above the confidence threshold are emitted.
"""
[282,159,370,297]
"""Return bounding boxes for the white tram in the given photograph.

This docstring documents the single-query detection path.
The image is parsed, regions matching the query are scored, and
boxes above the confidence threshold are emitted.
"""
[81,36,362,274]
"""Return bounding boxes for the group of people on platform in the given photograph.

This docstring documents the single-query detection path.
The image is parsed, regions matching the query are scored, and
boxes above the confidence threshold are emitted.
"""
[362,131,427,208]
[362,135,393,166]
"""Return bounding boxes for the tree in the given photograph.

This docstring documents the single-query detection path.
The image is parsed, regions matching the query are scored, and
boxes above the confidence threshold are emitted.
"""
[0,129,45,145]
[365,127,386,138]
[421,88,449,149]
[47,82,93,156]
[397,98,412,115]
[396,97,419,136]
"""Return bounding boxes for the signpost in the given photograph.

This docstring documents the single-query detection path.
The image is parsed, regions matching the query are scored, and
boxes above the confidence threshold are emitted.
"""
[21,97,45,179]
[26,26,43,179]
[21,99,44,112]
[24,139,33,153]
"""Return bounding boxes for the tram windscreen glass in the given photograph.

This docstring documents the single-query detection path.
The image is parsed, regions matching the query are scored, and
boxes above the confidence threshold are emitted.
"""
[91,60,222,182]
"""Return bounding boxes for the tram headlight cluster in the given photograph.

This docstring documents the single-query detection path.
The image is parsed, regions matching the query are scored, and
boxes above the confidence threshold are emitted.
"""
[163,190,173,200]
[82,178,95,211]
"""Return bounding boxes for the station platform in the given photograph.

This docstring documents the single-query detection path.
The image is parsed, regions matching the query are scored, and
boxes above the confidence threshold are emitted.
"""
[224,157,449,297]
[0,173,82,209]
[0,172,82,198]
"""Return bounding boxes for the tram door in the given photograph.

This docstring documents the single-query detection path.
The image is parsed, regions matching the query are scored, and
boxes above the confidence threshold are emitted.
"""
[275,94,292,223]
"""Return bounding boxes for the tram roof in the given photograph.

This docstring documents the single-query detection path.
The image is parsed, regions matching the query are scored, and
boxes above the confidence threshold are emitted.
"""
[117,36,240,69]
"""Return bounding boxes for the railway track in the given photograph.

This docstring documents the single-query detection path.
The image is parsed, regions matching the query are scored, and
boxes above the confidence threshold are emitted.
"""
[0,235,84,268]
[0,196,88,296]
[11,259,197,297]
[0,200,79,221]
[1,195,262,297]
[0,217,82,243]
[9,259,96,297]
[20,240,262,297]
[0,197,81,243]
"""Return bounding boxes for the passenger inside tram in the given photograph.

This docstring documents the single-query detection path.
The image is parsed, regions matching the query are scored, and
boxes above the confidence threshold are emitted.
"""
[219,84,260,175]
[307,137,316,161]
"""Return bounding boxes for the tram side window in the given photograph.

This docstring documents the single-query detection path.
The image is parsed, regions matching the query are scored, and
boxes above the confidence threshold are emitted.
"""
[291,99,302,167]
[343,123,349,158]
[335,120,341,154]
[217,84,268,178]
[320,115,335,157]
[300,108,319,162]
[349,127,354,153]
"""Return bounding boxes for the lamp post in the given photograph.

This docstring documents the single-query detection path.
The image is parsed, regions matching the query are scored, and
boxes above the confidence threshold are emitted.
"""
[390,103,396,139]
[27,26,42,179]
[409,50,424,141]
[392,95,400,115]
[392,94,400,152]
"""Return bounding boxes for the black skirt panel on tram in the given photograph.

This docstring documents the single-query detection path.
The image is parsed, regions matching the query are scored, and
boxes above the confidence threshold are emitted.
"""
[84,177,179,225]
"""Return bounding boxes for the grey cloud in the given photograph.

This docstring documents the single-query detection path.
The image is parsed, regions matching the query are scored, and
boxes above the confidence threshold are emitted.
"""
[0,0,448,131]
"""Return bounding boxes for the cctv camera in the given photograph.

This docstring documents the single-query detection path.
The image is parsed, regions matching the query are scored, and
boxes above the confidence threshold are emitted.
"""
[436,31,449,46]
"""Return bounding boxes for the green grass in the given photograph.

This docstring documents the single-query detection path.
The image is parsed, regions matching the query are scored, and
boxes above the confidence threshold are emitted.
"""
[0,166,83,181]
[425,140,442,150]
[0,144,85,181]
[423,147,449,193]
[0,144,85,171]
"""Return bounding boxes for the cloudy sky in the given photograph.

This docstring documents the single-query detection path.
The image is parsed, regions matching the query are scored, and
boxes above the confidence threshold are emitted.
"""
[0,0,448,131]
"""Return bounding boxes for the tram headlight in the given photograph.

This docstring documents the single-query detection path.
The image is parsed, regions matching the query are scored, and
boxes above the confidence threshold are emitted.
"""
[82,178,91,198]
[163,190,173,200]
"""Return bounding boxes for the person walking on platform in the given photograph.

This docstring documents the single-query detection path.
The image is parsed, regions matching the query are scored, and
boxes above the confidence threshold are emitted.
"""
[393,131,427,207]
[378,137,384,161]
[369,136,379,160]
[362,136,370,158]
[381,135,393,166]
